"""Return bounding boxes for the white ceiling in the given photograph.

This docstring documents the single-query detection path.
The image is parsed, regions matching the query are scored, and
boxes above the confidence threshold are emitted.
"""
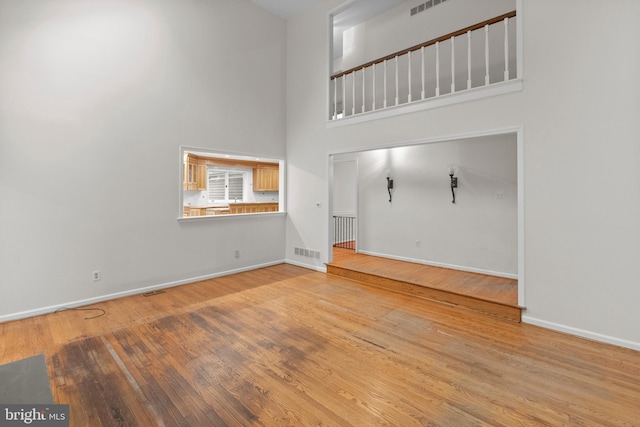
[250,0,406,20]
[249,0,321,19]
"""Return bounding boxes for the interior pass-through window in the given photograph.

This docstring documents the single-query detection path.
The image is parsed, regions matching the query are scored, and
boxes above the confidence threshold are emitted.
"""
[180,147,285,218]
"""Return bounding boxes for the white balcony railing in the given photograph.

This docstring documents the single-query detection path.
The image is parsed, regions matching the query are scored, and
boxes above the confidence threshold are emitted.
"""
[330,11,517,121]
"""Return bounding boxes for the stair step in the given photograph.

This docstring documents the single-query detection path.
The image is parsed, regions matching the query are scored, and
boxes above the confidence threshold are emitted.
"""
[327,264,522,323]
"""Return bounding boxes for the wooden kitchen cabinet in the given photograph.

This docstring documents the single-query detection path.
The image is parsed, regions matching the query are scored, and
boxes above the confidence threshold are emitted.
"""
[228,203,278,214]
[183,155,207,191]
[188,207,206,217]
[253,166,279,191]
[183,155,198,191]
[196,162,207,191]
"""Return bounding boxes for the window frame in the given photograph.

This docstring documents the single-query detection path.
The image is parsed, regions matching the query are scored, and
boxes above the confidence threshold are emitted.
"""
[207,168,248,203]
[179,146,286,220]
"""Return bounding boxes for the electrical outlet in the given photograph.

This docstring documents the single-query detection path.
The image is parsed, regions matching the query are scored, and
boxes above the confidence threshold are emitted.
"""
[415,240,421,247]
[495,191,505,199]
[92,271,101,281]
[234,250,240,258]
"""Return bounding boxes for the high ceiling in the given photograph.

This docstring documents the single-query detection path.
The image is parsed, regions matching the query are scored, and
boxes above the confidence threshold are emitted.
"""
[249,0,321,19]
[250,0,406,20]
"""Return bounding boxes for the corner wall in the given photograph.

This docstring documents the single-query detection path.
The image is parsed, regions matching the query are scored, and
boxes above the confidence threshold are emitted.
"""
[0,0,287,319]
[355,135,517,277]
[285,0,640,349]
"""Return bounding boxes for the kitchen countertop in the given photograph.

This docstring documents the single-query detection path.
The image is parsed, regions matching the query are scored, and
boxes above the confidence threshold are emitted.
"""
[184,202,277,208]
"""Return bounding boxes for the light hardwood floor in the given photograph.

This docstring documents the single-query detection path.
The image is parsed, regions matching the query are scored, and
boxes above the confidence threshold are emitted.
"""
[330,247,518,306]
[1,263,639,426]
[329,248,521,322]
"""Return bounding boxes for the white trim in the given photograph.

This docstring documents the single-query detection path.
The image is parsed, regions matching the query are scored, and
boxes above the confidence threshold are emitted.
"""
[327,79,523,128]
[328,126,523,156]
[332,211,356,217]
[285,259,327,273]
[178,211,286,222]
[0,261,285,325]
[178,145,287,220]
[327,156,335,263]
[516,127,525,307]
[522,315,640,352]
[357,250,517,280]
[326,127,524,306]
[516,0,524,80]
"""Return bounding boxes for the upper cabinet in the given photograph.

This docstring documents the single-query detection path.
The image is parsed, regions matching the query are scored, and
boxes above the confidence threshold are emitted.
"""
[184,152,280,192]
[183,154,207,191]
[253,165,279,191]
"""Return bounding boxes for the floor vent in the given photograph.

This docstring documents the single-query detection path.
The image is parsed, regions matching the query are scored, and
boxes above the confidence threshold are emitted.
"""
[294,247,321,260]
[411,0,448,17]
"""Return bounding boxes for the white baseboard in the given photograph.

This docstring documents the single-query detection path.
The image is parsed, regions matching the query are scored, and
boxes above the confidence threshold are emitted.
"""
[522,315,640,352]
[0,260,285,324]
[285,258,327,273]
[357,250,518,280]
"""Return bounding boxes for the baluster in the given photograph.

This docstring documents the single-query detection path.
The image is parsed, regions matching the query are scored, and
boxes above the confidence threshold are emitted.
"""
[435,41,440,96]
[383,59,388,108]
[351,71,355,116]
[484,24,490,85]
[408,51,412,102]
[467,30,472,90]
[372,63,376,111]
[450,36,456,93]
[395,55,399,106]
[333,78,337,119]
[504,17,510,81]
[421,46,425,99]
[342,74,346,116]
[361,67,366,113]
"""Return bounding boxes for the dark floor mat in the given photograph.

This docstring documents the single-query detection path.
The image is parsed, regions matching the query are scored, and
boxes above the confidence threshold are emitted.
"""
[0,354,54,404]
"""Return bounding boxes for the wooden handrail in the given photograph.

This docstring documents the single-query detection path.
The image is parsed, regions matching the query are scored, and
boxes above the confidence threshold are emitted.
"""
[331,10,516,80]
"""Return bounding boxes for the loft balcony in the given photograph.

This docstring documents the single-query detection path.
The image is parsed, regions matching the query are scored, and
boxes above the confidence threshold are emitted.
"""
[328,6,522,124]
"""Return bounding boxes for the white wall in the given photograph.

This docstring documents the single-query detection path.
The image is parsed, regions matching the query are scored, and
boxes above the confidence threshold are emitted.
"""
[338,0,515,72]
[332,157,357,215]
[286,0,640,349]
[0,0,287,319]
[356,135,517,276]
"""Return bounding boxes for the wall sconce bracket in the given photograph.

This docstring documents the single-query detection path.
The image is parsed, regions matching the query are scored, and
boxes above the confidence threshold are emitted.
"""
[450,174,458,203]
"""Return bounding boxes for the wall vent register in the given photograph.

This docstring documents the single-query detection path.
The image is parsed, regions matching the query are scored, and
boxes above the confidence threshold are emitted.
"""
[411,0,449,17]
[294,247,321,260]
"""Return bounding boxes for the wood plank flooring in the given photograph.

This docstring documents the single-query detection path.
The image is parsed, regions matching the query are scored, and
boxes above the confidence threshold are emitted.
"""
[1,263,639,426]
[328,248,521,322]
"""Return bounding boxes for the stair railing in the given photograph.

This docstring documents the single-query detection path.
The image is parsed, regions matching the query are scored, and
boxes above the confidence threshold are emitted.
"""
[330,10,517,120]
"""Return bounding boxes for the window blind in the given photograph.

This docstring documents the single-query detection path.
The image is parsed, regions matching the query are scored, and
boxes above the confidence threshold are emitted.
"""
[208,168,245,202]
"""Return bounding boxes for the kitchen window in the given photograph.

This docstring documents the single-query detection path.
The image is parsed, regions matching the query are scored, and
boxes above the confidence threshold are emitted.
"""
[180,146,285,219]
[208,169,246,202]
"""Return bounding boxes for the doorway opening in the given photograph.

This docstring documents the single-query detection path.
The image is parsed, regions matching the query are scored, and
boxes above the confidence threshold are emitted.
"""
[328,128,524,308]
[332,157,358,251]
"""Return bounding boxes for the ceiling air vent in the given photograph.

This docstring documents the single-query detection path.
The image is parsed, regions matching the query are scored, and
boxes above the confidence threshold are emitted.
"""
[411,0,448,16]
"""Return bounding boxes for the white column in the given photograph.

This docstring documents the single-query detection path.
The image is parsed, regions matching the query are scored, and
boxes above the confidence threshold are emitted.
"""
[504,17,510,81]
[467,30,472,90]
[435,41,440,96]
[383,59,388,108]
[421,46,425,99]
[485,24,490,85]
[342,74,346,115]
[351,71,355,116]
[362,67,366,113]
[394,55,399,106]
[408,51,412,103]
[333,78,337,119]
[450,36,456,93]
[372,63,377,111]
